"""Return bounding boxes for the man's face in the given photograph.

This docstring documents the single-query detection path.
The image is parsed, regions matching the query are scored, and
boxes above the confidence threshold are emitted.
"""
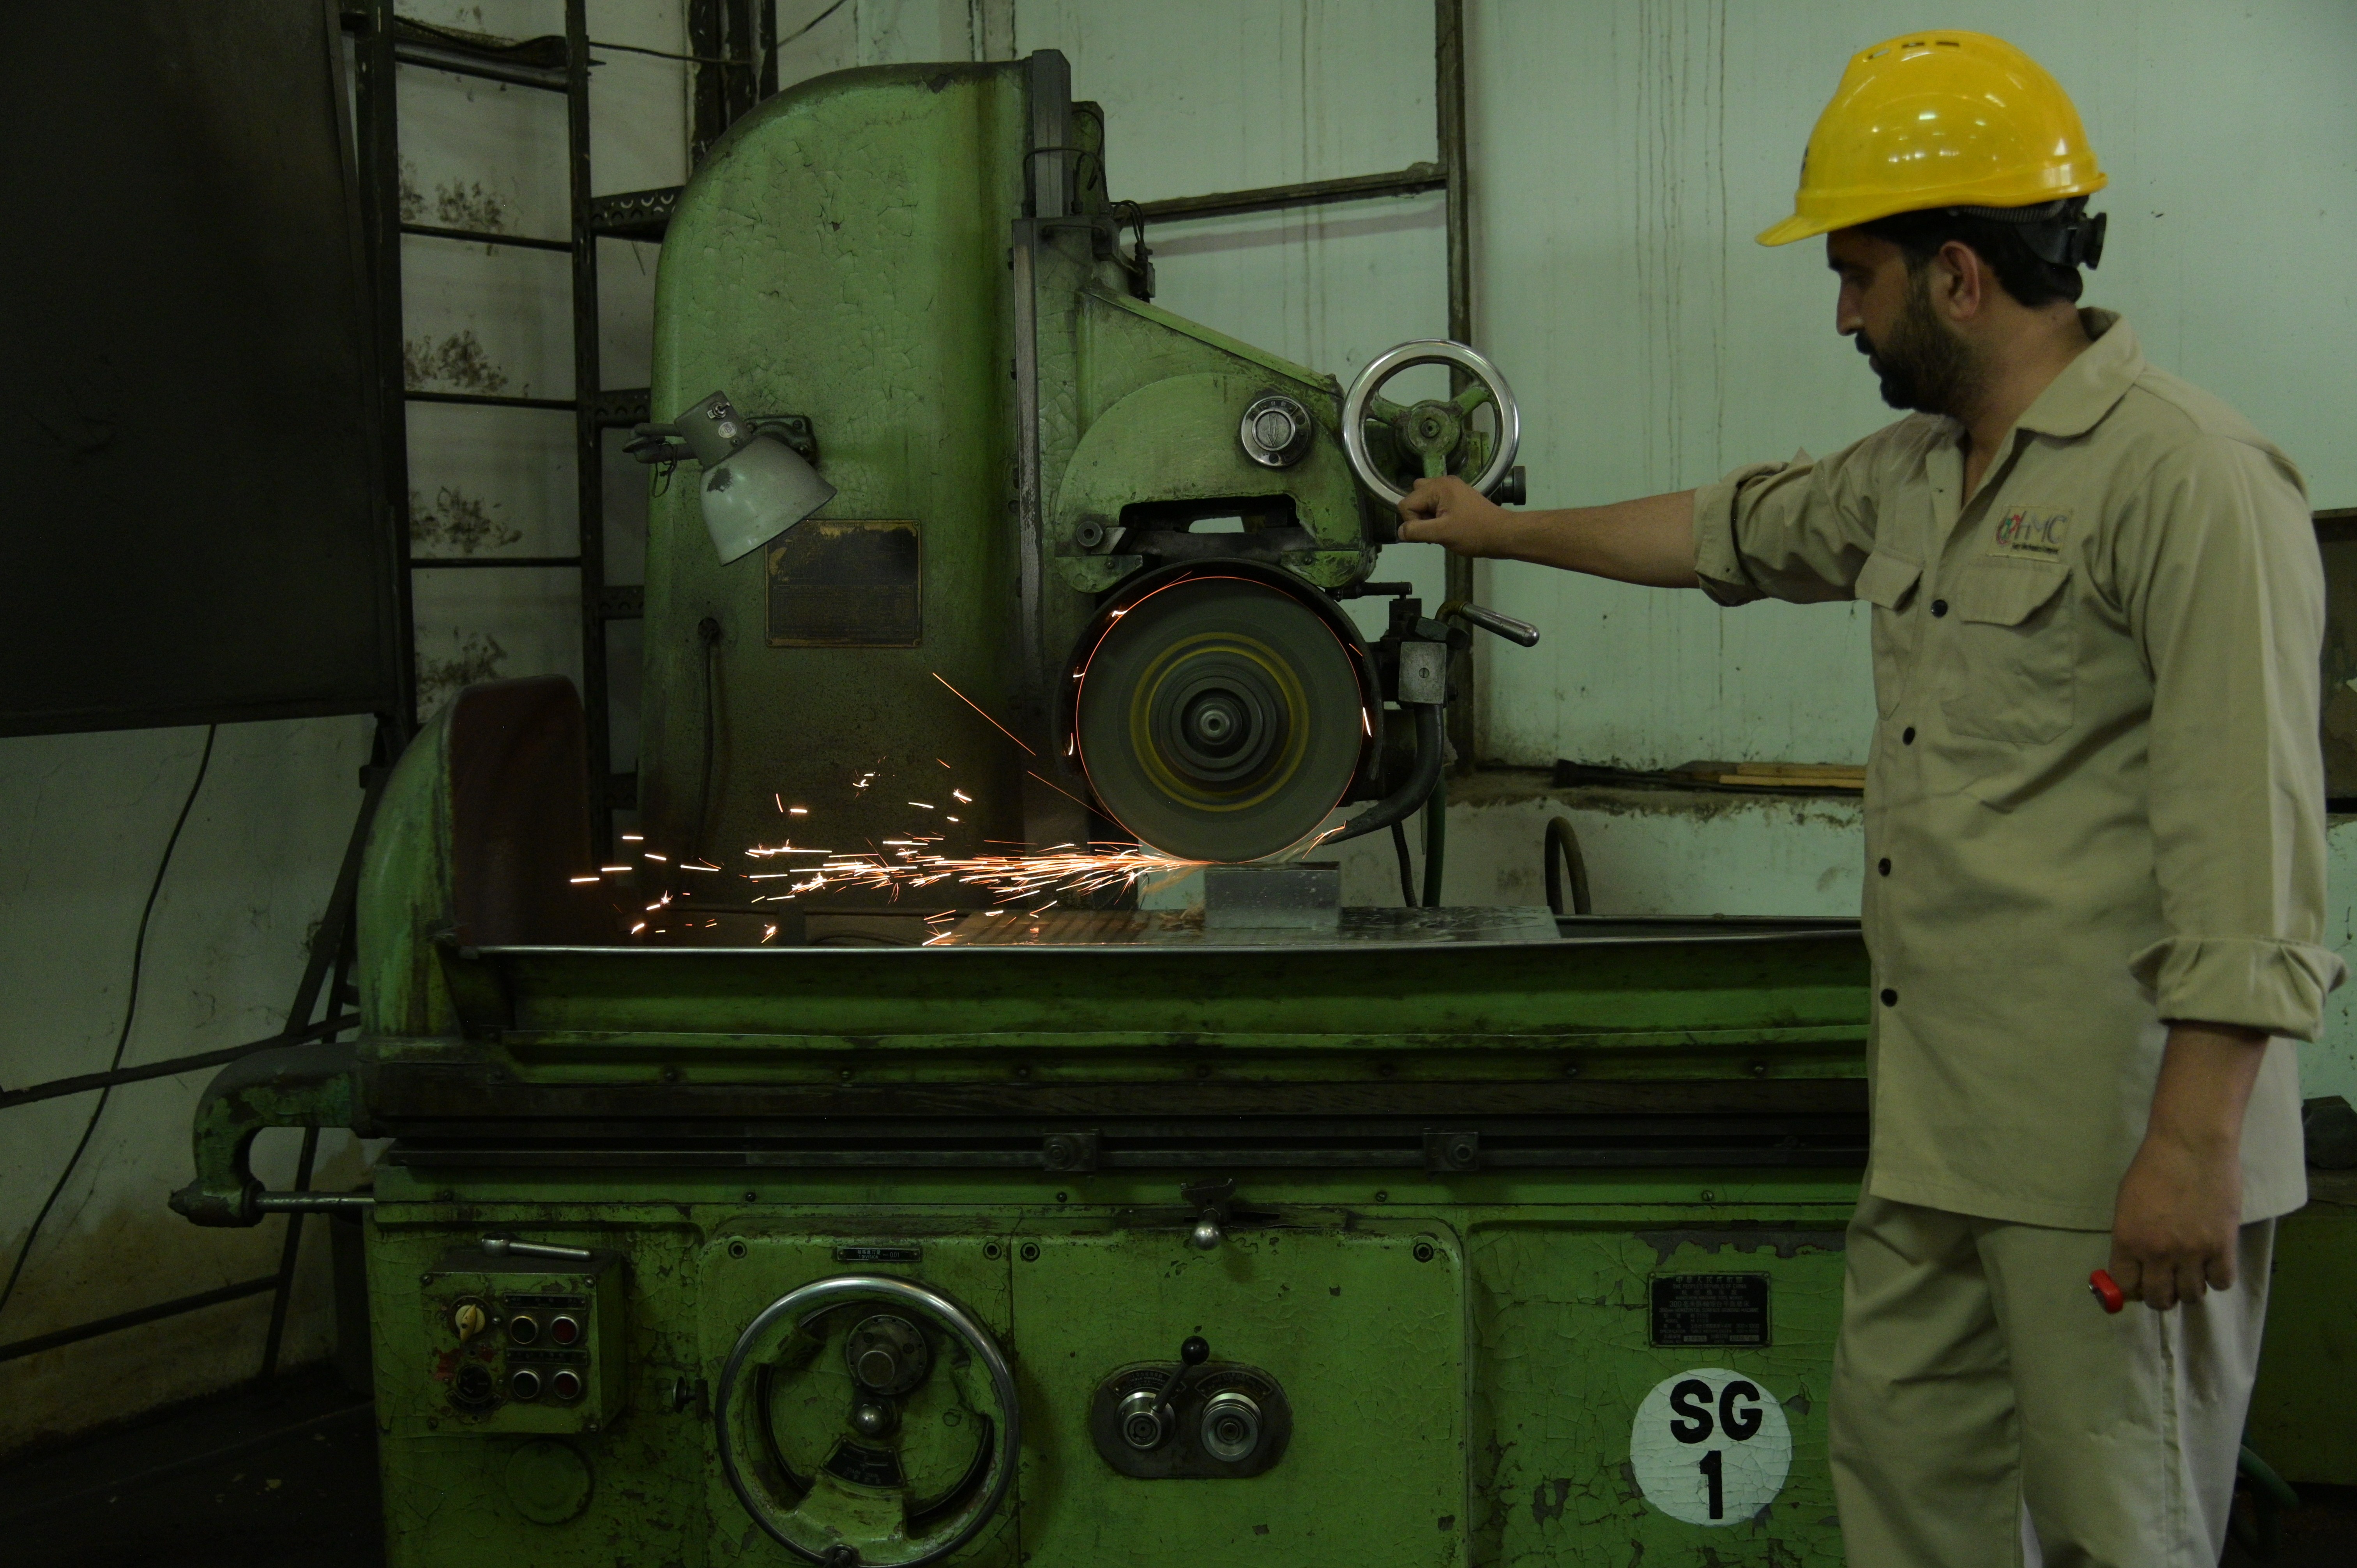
[1826,229,1977,417]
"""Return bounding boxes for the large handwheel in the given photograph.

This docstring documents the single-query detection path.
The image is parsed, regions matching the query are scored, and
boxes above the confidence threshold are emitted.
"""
[714,1275,1019,1568]
[1341,339,1520,508]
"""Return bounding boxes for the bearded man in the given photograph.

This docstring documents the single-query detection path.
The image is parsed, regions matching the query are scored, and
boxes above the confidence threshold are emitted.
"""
[1397,31,2340,1568]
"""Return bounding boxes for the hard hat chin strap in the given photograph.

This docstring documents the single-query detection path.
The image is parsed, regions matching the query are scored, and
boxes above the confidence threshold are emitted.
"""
[1945,197,2108,270]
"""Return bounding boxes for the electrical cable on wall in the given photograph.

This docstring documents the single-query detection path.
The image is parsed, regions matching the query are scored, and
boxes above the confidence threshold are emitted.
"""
[0,725,217,1326]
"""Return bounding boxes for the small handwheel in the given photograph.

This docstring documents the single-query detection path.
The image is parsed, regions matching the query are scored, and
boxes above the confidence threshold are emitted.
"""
[1341,339,1520,508]
[714,1275,1019,1567]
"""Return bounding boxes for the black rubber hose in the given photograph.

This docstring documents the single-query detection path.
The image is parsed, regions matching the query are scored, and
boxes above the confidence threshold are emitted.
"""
[1390,820,1418,907]
[1326,703,1444,847]
[1421,767,1447,908]
[1544,815,1593,916]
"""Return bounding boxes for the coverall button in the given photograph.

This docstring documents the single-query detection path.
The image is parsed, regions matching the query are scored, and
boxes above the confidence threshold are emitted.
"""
[1878,857,1892,876]
[1932,599,1949,617]
[1880,987,1899,1006]
[1902,726,1916,744]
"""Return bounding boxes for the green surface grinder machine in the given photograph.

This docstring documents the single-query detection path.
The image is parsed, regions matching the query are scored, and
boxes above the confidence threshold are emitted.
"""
[168,50,2352,1568]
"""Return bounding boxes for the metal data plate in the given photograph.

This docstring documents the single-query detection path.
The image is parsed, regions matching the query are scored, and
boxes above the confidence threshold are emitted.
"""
[766,520,922,646]
[1650,1274,1772,1348]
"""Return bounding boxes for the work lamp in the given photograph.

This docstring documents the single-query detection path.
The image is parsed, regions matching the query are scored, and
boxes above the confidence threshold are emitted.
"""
[629,390,836,565]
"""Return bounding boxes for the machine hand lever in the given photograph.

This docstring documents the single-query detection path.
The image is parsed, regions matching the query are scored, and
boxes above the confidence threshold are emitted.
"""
[1152,1336,1211,1420]
[1181,1178,1234,1251]
[482,1235,594,1263]
[1447,601,1541,648]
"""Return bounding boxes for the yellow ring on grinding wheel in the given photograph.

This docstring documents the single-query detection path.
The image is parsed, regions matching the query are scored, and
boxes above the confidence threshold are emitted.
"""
[1074,574,1364,863]
[1127,630,1313,814]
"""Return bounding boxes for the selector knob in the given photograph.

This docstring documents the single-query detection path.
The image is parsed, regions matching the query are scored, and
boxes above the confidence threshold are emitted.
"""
[1200,1390,1263,1462]
[1118,1390,1174,1451]
[452,1363,495,1406]
[450,1299,488,1343]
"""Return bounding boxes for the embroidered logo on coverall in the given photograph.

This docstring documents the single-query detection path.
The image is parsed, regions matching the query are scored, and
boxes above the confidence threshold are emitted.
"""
[1990,507,2071,559]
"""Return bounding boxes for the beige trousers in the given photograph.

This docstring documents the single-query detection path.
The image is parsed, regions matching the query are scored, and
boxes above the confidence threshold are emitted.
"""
[1829,1194,2273,1568]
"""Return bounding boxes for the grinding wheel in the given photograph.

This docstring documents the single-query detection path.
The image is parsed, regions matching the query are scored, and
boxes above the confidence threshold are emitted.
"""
[1074,573,1367,863]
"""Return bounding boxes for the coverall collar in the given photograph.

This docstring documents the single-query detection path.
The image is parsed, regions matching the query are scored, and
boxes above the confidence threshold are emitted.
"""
[2012,307,2139,440]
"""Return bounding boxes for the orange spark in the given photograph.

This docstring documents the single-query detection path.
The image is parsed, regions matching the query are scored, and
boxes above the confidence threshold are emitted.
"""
[1027,770,1094,810]
[932,672,1036,756]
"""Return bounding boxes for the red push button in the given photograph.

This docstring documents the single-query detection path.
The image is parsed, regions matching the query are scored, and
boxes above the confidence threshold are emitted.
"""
[550,1368,584,1402]
[549,1314,581,1347]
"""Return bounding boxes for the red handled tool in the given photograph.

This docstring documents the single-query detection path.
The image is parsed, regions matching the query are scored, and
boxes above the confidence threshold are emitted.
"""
[2088,1268,2126,1314]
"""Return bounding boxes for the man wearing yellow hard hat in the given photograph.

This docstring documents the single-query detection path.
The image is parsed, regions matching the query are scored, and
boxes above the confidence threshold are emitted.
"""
[1401,30,2337,1566]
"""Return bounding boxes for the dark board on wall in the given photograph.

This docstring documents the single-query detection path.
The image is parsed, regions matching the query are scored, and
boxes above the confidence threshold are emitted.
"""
[0,1,398,736]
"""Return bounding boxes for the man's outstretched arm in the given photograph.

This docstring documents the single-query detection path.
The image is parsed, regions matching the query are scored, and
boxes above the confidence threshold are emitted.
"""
[1396,475,1701,589]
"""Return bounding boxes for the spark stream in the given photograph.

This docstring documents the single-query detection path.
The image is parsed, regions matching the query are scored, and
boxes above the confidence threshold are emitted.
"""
[741,842,1197,903]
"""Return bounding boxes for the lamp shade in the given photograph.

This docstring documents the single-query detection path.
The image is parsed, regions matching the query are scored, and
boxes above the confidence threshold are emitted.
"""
[700,432,837,565]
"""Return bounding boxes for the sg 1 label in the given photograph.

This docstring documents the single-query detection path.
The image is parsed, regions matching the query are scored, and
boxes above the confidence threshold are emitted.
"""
[1628,1367,1792,1526]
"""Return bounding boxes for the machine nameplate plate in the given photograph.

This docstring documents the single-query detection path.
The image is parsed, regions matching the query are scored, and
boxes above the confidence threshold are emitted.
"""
[833,1243,923,1262]
[1650,1274,1770,1347]
[767,520,922,646]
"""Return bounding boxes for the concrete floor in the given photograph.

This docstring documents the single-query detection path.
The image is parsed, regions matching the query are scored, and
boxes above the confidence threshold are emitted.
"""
[0,1365,380,1568]
[0,1363,2346,1565]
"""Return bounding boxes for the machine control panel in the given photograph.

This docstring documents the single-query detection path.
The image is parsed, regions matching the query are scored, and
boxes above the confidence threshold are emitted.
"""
[1088,1335,1292,1480]
[422,1243,627,1434]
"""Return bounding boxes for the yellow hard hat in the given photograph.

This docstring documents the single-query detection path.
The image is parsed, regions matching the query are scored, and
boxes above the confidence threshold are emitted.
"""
[1758,31,2106,246]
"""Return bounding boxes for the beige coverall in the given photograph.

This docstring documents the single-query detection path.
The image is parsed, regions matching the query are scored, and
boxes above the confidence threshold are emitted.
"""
[1691,310,2343,1566]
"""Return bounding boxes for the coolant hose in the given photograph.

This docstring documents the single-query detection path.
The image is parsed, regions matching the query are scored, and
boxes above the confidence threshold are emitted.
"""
[1544,816,1593,916]
[1327,703,1444,847]
[1421,767,1446,907]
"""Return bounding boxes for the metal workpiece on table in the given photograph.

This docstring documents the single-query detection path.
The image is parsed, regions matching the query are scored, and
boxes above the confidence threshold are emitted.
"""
[1198,863,1341,929]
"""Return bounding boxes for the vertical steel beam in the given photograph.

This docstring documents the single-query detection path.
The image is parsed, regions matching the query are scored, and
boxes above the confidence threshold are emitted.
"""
[1015,51,1079,845]
[1436,0,1477,770]
[691,0,766,167]
[359,0,416,733]
[566,0,612,851]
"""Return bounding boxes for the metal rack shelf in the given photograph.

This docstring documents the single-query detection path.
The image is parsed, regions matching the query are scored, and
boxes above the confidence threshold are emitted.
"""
[352,0,632,843]
[399,222,574,252]
[412,556,585,570]
[402,389,577,411]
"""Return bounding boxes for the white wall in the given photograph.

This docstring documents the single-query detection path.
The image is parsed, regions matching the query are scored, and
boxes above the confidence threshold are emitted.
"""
[1474,0,2357,770]
[0,719,375,1456]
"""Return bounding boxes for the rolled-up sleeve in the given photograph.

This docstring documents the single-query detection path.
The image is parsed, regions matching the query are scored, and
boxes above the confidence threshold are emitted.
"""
[1692,429,1891,607]
[2119,436,2347,1037]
